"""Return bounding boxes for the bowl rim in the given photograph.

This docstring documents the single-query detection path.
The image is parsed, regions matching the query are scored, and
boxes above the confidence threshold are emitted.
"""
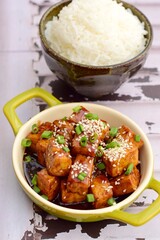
[39,0,153,69]
[12,102,153,216]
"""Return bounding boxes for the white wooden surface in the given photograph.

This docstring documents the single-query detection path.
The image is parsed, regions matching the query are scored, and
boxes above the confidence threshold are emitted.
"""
[0,0,160,239]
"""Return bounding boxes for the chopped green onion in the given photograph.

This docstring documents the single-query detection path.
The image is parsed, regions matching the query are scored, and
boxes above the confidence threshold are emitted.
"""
[31,124,39,134]
[78,172,87,181]
[80,136,88,147]
[85,113,99,120]
[135,134,141,142]
[89,133,98,143]
[73,106,82,113]
[41,130,53,139]
[62,146,70,152]
[109,127,118,137]
[33,185,40,193]
[21,138,32,147]
[75,124,84,135]
[107,197,116,206]
[31,174,37,186]
[24,155,31,162]
[106,141,120,149]
[96,162,106,170]
[125,163,134,175]
[57,135,65,144]
[41,194,48,200]
[62,116,67,121]
[96,146,104,157]
[86,194,95,202]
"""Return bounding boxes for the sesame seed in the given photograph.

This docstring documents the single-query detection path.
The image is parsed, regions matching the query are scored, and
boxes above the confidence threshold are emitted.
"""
[115,181,120,185]
[103,134,134,162]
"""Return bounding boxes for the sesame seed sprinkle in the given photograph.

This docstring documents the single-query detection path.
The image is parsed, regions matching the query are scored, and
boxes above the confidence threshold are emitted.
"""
[104,135,133,162]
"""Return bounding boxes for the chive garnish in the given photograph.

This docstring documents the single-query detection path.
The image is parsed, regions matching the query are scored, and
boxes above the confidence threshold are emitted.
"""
[107,197,116,206]
[125,163,134,175]
[33,185,40,193]
[106,141,120,149]
[85,113,99,120]
[62,146,70,152]
[31,124,39,134]
[135,134,141,142]
[86,194,95,202]
[31,174,37,186]
[62,116,67,121]
[41,130,53,139]
[73,106,82,113]
[109,127,118,137]
[96,162,106,170]
[24,155,31,162]
[41,194,48,200]
[57,135,65,144]
[77,172,87,181]
[21,138,32,147]
[89,133,98,143]
[96,146,104,157]
[80,136,88,147]
[75,124,84,135]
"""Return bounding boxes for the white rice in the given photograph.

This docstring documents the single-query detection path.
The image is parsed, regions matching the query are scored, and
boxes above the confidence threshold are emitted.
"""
[45,0,147,66]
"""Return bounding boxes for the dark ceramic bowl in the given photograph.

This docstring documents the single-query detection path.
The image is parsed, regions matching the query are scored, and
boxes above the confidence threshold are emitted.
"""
[39,0,153,98]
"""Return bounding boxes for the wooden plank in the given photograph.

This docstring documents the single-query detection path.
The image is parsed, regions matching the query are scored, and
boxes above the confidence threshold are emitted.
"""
[0,0,37,51]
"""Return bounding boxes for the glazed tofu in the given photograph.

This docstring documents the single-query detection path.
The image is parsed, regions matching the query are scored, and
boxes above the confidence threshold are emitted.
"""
[27,122,53,152]
[61,180,86,204]
[90,175,113,209]
[67,154,94,195]
[110,167,140,197]
[45,138,72,177]
[118,125,143,149]
[52,119,75,141]
[104,146,139,177]
[103,125,143,177]
[37,168,60,201]
[36,139,49,166]
[71,117,110,157]
[69,106,89,123]
[27,132,41,153]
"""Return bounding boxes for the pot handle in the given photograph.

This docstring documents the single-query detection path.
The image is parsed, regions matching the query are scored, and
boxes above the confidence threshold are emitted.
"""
[3,87,62,135]
[106,177,160,226]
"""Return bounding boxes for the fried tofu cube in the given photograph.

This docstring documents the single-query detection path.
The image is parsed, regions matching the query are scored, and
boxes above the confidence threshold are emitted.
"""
[37,168,60,201]
[45,138,72,177]
[27,132,41,153]
[67,154,94,195]
[71,135,97,157]
[69,106,89,123]
[36,139,49,166]
[110,167,140,197]
[103,125,143,177]
[104,146,139,177]
[53,119,75,141]
[118,125,143,149]
[90,175,113,209]
[27,122,54,152]
[61,180,86,204]
[71,118,110,157]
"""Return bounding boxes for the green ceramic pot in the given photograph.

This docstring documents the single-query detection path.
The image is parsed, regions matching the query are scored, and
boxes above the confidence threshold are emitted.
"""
[3,88,160,225]
[39,0,153,98]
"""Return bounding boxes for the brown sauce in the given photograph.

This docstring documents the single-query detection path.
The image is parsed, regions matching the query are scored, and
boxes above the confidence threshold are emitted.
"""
[23,150,130,210]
